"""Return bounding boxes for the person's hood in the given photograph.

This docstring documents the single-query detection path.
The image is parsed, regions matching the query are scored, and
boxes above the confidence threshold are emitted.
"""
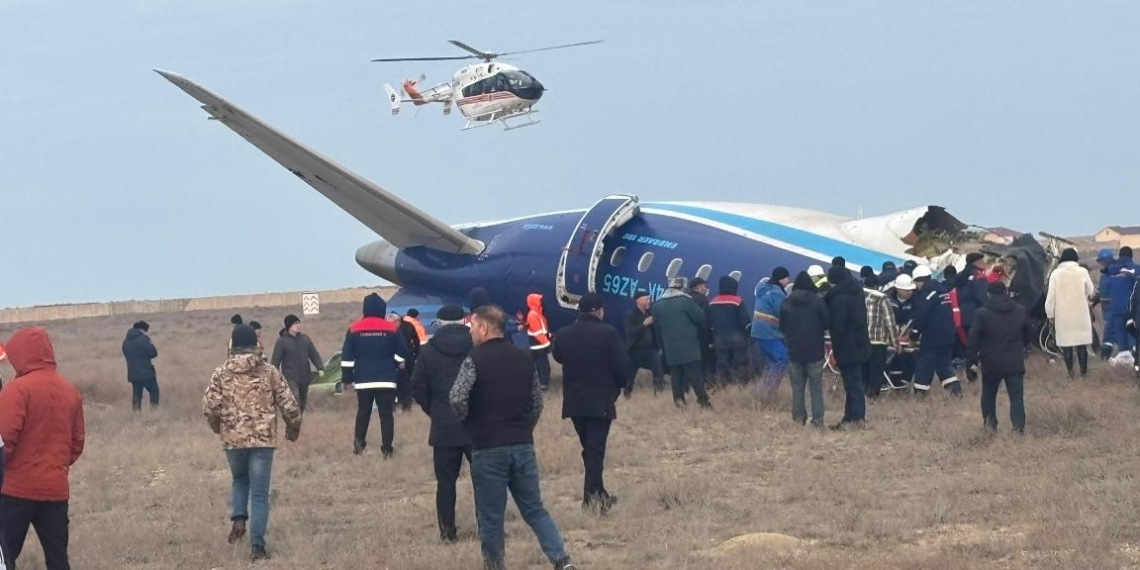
[660,288,691,300]
[984,293,1018,314]
[6,327,57,376]
[363,293,386,318]
[787,290,818,306]
[828,276,863,298]
[224,351,263,375]
[125,328,147,341]
[754,280,783,298]
[718,276,739,296]
[429,324,474,357]
[526,293,544,313]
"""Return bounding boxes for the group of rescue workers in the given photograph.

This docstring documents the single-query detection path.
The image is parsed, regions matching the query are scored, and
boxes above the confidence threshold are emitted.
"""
[1,245,1138,570]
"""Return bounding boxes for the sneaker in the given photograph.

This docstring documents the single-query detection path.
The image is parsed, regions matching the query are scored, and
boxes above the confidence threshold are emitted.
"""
[251,545,270,561]
[381,447,394,460]
[554,556,578,570]
[439,525,458,544]
[353,439,366,455]
[227,519,247,544]
[673,399,686,408]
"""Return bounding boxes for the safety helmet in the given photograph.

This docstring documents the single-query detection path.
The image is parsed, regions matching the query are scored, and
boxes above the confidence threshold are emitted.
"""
[892,274,917,291]
[912,265,933,280]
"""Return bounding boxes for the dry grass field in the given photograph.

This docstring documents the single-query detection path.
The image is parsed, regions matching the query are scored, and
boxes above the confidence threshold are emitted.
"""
[4,304,1140,569]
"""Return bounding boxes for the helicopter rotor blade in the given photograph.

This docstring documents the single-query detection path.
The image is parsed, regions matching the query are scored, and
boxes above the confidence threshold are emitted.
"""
[448,40,495,59]
[497,40,603,57]
[371,55,475,62]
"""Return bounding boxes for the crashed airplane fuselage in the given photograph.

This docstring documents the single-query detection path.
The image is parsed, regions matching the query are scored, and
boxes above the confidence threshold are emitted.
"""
[157,71,969,330]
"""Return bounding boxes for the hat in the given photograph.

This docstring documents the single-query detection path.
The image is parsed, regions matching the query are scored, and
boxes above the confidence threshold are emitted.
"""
[718,275,739,296]
[689,277,707,289]
[893,274,917,291]
[467,287,490,311]
[231,324,258,350]
[771,266,790,282]
[230,314,244,326]
[882,261,897,271]
[363,293,386,317]
[863,274,880,288]
[407,308,420,318]
[578,293,606,313]
[792,271,818,292]
[633,290,650,300]
[668,276,688,289]
[1097,248,1114,262]
[987,281,1008,295]
[132,320,150,332]
[437,305,465,322]
[831,256,846,268]
[912,265,933,280]
[249,321,261,330]
[860,266,875,279]
[942,265,958,281]
[1060,248,1079,263]
[966,252,985,265]
[1121,246,1134,259]
[284,314,301,329]
[826,266,849,285]
[807,264,825,278]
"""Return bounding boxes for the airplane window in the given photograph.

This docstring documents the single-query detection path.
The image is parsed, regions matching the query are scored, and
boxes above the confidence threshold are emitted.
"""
[610,246,626,267]
[637,252,655,273]
[729,270,742,282]
[696,264,713,281]
[666,258,683,279]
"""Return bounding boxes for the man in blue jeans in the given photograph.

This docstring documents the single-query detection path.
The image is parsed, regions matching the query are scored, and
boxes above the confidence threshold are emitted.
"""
[204,325,302,562]
[450,305,577,570]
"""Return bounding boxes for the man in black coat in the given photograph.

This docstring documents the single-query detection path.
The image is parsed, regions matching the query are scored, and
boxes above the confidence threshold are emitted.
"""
[411,305,474,543]
[708,276,751,385]
[624,291,664,397]
[967,281,1033,433]
[390,312,422,411]
[271,315,325,412]
[780,272,830,426]
[122,320,159,411]
[824,266,871,427]
[552,293,630,513]
[689,278,716,383]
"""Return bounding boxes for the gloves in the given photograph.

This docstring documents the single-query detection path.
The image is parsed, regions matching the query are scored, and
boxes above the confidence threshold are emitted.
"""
[286,424,301,442]
[207,416,222,435]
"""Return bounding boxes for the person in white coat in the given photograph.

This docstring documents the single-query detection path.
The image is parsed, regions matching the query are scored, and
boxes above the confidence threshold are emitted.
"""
[1045,248,1096,378]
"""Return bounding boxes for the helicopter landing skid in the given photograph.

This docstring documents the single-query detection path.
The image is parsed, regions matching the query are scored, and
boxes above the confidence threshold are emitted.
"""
[463,109,540,131]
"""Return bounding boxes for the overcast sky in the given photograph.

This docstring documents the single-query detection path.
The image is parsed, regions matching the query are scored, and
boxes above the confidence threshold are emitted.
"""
[3,1,1138,307]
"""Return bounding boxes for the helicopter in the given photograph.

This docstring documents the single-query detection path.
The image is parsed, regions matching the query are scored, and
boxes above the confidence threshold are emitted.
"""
[374,39,601,131]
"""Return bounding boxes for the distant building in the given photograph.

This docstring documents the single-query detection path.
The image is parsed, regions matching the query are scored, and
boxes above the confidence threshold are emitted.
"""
[983,227,1021,245]
[1095,226,1140,250]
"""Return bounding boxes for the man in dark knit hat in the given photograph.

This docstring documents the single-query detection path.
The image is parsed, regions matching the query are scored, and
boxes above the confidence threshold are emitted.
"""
[624,290,665,396]
[411,304,474,542]
[688,277,716,382]
[708,276,751,385]
[967,281,1032,433]
[753,267,791,395]
[343,294,408,458]
[270,314,324,412]
[204,324,302,562]
[832,256,847,269]
[880,262,899,289]
[553,293,629,514]
[780,272,830,426]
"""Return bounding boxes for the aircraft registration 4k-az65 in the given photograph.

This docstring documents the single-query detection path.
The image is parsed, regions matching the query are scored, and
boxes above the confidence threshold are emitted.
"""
[156,70,975,332]
[373,39,602,131]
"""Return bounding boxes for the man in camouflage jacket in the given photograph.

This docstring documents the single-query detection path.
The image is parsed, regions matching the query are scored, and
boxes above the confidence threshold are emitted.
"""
[203,324,302,562]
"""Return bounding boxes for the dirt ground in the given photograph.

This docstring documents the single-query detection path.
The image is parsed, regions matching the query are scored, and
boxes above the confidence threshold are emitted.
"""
[3,305,1140,570]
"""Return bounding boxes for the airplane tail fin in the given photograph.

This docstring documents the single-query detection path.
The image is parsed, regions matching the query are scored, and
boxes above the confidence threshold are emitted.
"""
[384,83,401,115]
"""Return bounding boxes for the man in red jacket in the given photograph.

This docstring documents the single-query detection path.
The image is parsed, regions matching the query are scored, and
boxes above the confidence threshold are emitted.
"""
[0,327,85,570]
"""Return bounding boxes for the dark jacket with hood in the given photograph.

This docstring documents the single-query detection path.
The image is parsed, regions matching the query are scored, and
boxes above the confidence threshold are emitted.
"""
[708,276,751,350]
[271,329,324,386]
[0,328,85,502]
[552,314,630,419]
[122,328,158,383]
[342,294,409,389]
[411,324,474,447]
[967,292,1033,376]
[780,274,831,364]
[912,279,956,348]
[824,272,871,365]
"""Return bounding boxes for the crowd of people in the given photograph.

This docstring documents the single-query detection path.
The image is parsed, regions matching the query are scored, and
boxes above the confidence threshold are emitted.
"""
[0,246,1137,569]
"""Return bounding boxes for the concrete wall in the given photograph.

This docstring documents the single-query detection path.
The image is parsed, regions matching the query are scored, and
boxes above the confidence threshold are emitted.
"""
[0,287,397,325]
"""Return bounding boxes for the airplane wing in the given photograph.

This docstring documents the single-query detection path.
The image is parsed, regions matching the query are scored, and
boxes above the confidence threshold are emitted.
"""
[155,70,484,255]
